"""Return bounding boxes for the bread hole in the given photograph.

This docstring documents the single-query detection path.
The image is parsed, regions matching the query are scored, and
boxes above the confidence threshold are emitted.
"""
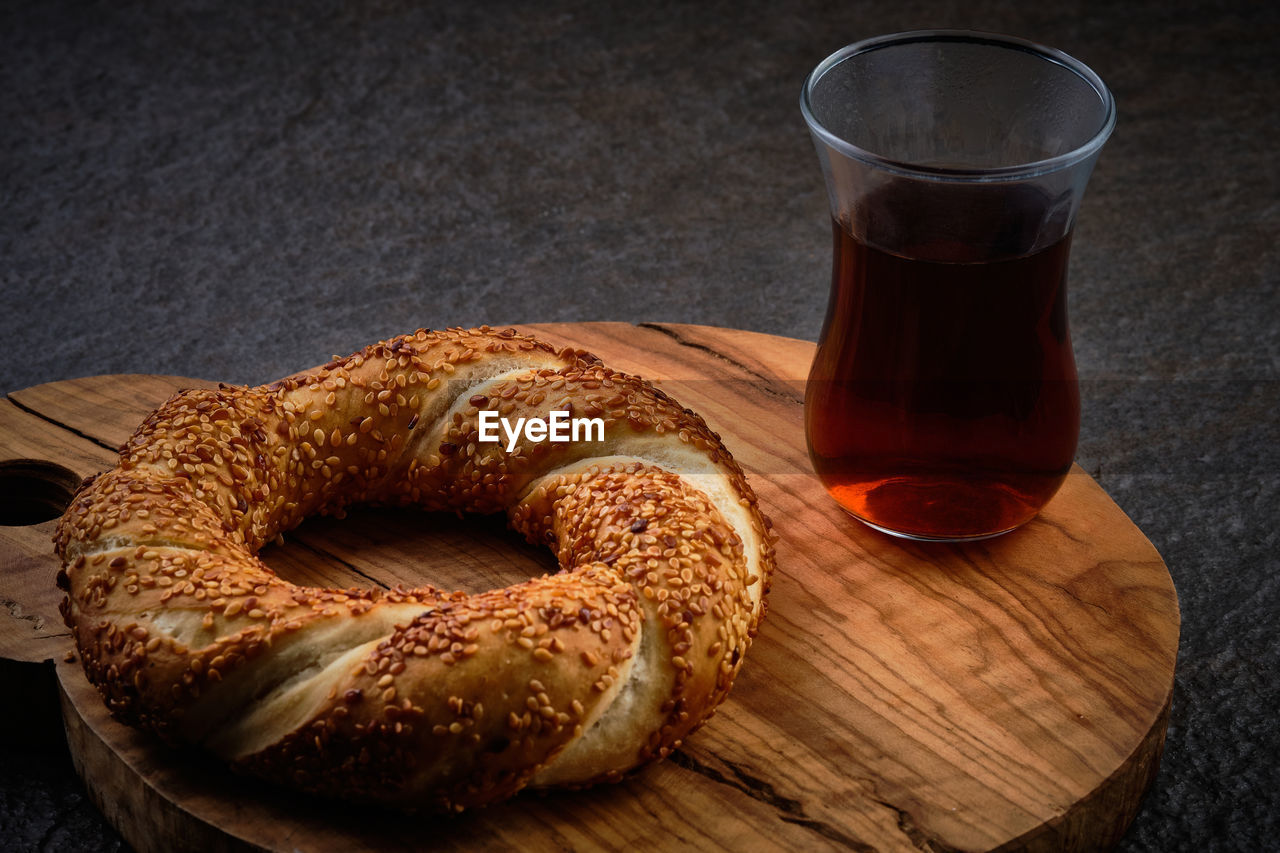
[0,459,80,526]
[259,507,560,595]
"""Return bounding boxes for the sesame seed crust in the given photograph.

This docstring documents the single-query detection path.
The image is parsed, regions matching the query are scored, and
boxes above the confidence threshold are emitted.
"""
[53,327,775,812]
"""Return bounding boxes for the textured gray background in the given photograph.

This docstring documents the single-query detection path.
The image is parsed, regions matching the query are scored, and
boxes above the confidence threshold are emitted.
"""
[2,0,1277,850]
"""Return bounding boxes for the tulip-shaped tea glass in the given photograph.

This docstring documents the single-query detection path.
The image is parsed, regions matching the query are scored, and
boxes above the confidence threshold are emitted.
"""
[801,31,1115,541]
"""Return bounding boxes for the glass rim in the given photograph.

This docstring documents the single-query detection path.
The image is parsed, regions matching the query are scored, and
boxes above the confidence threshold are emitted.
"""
[800,30,1117,183]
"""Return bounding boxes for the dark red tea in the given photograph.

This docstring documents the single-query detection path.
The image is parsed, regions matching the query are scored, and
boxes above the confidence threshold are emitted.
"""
[806,219,1080,539]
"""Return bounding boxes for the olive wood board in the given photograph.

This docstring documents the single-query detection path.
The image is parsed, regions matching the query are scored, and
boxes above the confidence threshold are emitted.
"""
[0,321,1178,852]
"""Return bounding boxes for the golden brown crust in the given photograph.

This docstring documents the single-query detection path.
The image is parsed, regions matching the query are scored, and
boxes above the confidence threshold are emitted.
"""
[54,327,774,811]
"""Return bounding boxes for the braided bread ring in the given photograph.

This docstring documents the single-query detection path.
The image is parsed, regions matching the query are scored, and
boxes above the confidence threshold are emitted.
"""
[54,327,774,811]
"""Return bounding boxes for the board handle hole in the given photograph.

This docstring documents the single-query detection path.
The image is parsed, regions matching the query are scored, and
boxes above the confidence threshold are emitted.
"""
[0,460,82,526]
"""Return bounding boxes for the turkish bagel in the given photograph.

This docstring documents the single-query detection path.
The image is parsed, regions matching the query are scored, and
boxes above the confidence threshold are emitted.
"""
[54,327,774,810]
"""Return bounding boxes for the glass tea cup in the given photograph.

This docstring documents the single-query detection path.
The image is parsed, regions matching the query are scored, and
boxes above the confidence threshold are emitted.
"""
[801,31,1115,541]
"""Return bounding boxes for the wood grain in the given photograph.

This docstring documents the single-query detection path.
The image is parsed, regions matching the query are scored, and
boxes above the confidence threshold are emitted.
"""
[0,322,1178,852]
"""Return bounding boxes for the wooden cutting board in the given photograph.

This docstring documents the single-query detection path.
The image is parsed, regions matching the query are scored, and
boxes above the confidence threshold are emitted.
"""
[0,322,1178,853]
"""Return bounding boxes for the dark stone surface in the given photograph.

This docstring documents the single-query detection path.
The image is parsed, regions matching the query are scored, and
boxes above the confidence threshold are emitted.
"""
[1,0,1275,850]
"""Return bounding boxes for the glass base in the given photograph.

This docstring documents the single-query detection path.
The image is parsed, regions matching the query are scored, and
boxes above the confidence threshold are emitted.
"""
[820,473,1054,542]
[843,506,1027,543]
